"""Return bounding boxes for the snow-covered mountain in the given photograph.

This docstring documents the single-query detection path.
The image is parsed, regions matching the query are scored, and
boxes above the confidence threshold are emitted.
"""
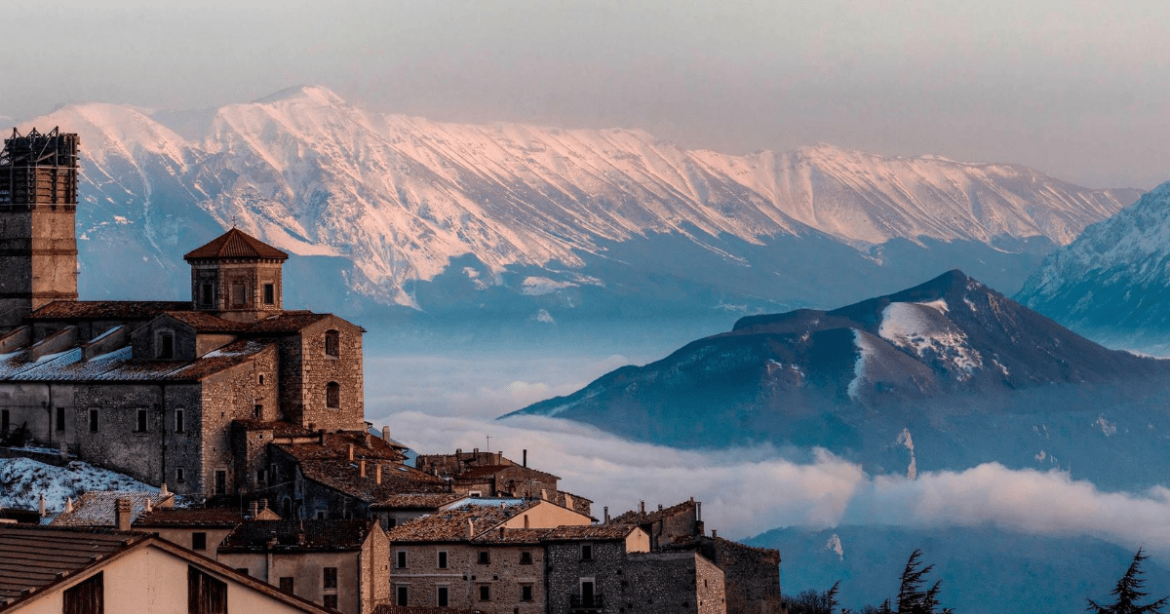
[506,270,1170,488]
[15,86,1140,323]
[1017,181,1170,348]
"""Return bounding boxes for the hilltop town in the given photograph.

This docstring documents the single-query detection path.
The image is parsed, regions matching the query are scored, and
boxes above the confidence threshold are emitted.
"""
[0,129,782,613]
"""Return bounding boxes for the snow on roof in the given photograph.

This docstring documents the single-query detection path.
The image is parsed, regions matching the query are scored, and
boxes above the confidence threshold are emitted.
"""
[0,340,272,383]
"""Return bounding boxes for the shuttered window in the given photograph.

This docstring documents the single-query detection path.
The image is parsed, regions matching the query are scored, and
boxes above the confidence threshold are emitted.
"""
[63,572,103,614]
[187,566,227,614]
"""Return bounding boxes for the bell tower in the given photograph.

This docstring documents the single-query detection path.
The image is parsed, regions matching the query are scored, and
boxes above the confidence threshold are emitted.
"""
[184,227,288,323]
[0,128,79,333]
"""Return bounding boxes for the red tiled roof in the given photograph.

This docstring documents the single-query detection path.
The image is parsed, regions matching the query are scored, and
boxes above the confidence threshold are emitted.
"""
[134,507,245,528]
[218,520,374,553]
[50,491,173,528]
[0,525,149,604]
[245,312,333,333]
[610,500,696,527]
[277,431,407,463]
[184,228,289,261]
[28,301,192,320]
[386,502,538,543]
[541,525,639,541]
[297,460,447,502]
[371,493,460,510]
[471,527,549,545]
[162,311,242,332]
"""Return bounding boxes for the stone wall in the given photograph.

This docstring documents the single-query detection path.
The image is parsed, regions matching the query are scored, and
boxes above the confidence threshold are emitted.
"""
[623,551,726,614]
[292,316,365,433]
[198,345,279,497]
[0,207,77,333]
[545,540,627,614]
[387,542,543,614]
[190,259,284,321]
[696,537,781,614]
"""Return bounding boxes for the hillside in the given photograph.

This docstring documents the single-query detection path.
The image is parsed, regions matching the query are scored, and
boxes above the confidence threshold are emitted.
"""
[13,87,1140,324]
[506,271,1170,488]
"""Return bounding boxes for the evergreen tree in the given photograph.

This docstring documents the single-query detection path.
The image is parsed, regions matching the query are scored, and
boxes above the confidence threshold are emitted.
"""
[1087,548,1169,614]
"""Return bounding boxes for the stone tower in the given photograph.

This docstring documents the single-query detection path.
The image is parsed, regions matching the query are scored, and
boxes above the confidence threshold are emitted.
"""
[0,128,80,333]
[184,227,289,323]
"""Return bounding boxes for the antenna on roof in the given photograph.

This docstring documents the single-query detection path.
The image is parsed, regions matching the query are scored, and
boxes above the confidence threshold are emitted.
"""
[485,435,491,451]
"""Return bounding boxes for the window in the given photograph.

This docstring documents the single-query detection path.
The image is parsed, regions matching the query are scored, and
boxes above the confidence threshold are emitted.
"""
[479,585,491,601]
[323,595,338,610]
[324,567,338,589]
[521,584,534,602]
[326,382,340,409]
[63,571,103,614]
[214,470,226,496]
[396,586,408,607]
[188,566,227,614]
[89,409,99,433]
[437,586,449,607]
[175,409,185,433]
[258,373,265,385]
[580,579,596,608]
[324,330,340,357]
[1,409,7,433]
[581,543,593,561]
[136,409,148,433]
[520,551,533,565]
[158,331,174,360]
[437,550,448,569]
[279,577,295,594]
[192,532,207,551]
[257,469,266,485]
[264,283,275,305]
[396,550,408,569]
[253,404,263,419]
[56,406,65,431]
[477,551,490,564]
[176,468,186,483]
[200,282,214,307]
[231,282,246,307]
[386,518,397,529]
[317,510,327,520]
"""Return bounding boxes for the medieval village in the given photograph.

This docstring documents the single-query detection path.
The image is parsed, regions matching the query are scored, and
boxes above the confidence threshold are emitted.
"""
[0,130,782,613]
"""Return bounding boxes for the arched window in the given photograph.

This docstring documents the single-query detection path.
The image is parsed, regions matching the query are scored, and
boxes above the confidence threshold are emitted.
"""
[326,382,340,409]
[324,330,340,358]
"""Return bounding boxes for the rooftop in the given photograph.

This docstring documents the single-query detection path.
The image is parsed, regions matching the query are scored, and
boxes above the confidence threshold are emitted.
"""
[610,499,697,527]
[134,507,246,528]
[28,301,191,321]
[184,228,289,261]
[541,525,640,542]
[50,491,172,528]
[0,526,148,607]
[219,520,374,553]
[296,460,447,502]
[371,493,461,510]
[386,502,539,543]
[277,431,408,463]
[0,340,275,383]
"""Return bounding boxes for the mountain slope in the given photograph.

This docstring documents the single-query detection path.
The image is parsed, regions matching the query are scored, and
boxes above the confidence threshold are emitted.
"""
[15,87,1140,321]
[1017,181,1170,346]
[506,271,1170,487]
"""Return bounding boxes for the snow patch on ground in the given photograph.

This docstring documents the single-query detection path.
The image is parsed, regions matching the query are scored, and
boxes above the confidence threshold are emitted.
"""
[521,276,578,296]
[0,457,156,515]
[848,331,878,400]
[897,427,918,480]
[825,533,845,561]
[1096,416,1118,437]
[878,302,982,379]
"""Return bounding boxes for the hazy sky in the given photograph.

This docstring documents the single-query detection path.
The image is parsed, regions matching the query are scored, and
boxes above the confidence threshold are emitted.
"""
[2,0,1167,188]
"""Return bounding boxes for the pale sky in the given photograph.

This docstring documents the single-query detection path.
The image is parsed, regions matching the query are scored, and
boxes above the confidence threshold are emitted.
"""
[2,0,1168,189]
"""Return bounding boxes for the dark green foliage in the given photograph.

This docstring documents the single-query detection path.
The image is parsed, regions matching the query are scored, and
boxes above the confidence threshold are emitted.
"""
[850,550,953,614]
[1087,549,1169,614]
[786,581,841,614]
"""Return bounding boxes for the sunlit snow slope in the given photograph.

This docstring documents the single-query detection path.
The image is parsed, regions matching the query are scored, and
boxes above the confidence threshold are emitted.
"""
[17,86,1140,319]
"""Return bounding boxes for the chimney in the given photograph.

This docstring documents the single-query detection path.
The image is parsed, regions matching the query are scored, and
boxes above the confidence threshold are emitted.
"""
[364,432,372,448]
[696,501,702,522]
[712,529,718,539]
[604,506,610,523]
[39,494,46,518]
[144,499,153,514]
[65,497,73,514]
[639,500,645,515]
[473,447,479,456]
[658,504,663,511]
[499,526,505,539]
[522,449,527,468]
[115,498,133,531]
[467,518,475,536]
[249,501,259,518]
[376,464,383,485]
[565,493,574,510]
[382,425,391,442]
[359,460,367,478]
[540,489,548,500]
[348,444,355,461]
[500,502,506,510]
[160,483,169,496]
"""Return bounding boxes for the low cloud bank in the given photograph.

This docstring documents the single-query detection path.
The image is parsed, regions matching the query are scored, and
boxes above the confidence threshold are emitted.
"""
[380,412,1170,554]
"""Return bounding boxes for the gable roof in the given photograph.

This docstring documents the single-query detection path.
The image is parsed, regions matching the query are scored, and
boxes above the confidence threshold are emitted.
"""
[0,526,148,608]
[218,520,375,553]
[134,507,246,528]
[541,524,641,542]
[50,491,172,528]
[0,340,274,383]
[371,493,461,510]
[610,499,697,527]
[386,501,540,543]
[296,460,447,502]
[0,526,331,613]
[184,228,289,261]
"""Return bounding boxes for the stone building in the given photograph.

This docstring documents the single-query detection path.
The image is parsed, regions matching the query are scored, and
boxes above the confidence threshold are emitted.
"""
[0,128,379,500]
[385,500,592,612]
[133,501,279,554]
[416,449,593,517]
[217,519,390,614]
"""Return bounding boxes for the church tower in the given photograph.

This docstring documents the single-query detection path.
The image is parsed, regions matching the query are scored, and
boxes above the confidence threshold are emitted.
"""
[184,227,289,323]
[0,128,79,333]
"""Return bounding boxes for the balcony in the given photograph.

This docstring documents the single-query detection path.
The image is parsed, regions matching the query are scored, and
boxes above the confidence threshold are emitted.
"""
[568,593,605,613]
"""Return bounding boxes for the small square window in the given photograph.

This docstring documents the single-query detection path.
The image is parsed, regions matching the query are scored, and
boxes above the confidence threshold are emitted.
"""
[323,594,338,610]
[520,551,533,565]
[89,409,99,432]
[280,577,294,593]
[477,551,490,564]
[176,467,185,483]
[192,532,207,551]
[236,568,249,576]
[581,543,593,561]
[175,409,185,433]
[56,406,65,432]
[396,550,408,569]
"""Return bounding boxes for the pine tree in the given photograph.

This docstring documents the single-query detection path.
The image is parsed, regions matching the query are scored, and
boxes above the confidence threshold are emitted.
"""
[1087,548,1169,614]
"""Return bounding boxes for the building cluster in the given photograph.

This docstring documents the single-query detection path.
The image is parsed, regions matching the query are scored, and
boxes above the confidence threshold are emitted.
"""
[0,129,782,614]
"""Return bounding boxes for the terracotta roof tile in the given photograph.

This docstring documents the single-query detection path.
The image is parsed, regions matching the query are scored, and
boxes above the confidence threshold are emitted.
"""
[28,301,191,320]
[371,493,461,510]
[162,311,242,332]
[184,228,289,261]
[470,527,549,545]
[610,500,696,527]
[386,503,538,543]
[297,460,447,503]
[134,507,245,528]
[50,491,173,528]
[0,526,149,604]
[219,520,373,553]
[541,525,639,541]
[278,431,407,462]
[245,312,333,333]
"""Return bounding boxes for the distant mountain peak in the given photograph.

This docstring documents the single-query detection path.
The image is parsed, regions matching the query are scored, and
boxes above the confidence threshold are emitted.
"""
[252,84,347,107]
